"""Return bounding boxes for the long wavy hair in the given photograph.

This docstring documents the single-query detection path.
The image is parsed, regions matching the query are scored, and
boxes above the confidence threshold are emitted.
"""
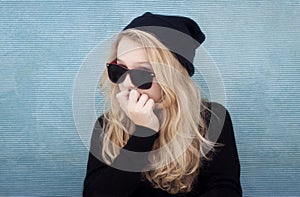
[98,29,215,194]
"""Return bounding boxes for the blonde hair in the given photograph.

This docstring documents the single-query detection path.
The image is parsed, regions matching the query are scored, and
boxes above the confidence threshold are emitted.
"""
[98,29,215,194]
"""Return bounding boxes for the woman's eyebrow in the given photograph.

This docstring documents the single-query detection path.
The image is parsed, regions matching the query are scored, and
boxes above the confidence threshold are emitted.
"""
[134,62,152,71]
[116,58,152,70]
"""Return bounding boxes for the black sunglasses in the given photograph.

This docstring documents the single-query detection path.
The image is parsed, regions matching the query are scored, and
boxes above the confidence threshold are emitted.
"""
[106,61,155,90]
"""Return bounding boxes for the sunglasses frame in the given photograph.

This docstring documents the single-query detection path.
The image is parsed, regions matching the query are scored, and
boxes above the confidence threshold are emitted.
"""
[106,60,156,90]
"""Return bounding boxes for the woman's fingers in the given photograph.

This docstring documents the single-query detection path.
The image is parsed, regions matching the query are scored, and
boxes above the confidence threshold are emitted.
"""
[128,89,139,107]
[128,90,150,110]
[136,94,149,108]
[116,90,130,101]
[144,98,155,111]
[116,90,130,116]
[117,89,160,131]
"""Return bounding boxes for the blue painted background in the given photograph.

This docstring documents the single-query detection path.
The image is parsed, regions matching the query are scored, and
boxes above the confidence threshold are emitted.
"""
[0,1,299,196]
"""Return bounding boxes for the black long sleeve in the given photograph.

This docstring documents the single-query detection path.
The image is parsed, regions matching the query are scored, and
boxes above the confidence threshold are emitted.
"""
[83,117,159,197]
[83,102,242,197]
[195,102,242,197]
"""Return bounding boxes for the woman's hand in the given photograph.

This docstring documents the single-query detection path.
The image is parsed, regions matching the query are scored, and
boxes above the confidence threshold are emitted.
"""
[116,89,160,132]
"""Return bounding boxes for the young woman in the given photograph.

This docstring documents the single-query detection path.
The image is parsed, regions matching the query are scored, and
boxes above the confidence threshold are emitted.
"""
[83,12,242,197]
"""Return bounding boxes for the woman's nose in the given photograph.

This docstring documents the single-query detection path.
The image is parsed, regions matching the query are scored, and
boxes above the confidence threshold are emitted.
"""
[121,73,135,90]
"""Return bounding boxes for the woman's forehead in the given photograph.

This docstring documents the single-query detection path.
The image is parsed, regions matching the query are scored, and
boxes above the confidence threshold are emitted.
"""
[117,38,144,54]
[117,38,150,65]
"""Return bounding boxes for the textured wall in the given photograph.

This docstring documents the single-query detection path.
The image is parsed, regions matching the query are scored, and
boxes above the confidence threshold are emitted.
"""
[0,1,299,196]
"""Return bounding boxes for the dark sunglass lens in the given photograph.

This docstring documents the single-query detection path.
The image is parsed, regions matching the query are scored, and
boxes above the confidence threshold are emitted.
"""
[138,82,152,90]
[107,64,127,84]
[130,70,153,90]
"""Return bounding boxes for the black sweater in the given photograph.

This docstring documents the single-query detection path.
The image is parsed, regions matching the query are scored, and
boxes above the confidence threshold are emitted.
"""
[83,102,242,197]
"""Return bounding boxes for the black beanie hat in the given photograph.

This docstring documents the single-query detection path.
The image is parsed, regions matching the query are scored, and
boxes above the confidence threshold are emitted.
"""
[123,12,205,76]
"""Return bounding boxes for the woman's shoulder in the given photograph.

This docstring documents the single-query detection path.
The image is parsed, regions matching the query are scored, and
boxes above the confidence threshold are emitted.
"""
[201,100,236,151]
[95,113,109,129]
[202,100,228,112]
[201,100,230,125]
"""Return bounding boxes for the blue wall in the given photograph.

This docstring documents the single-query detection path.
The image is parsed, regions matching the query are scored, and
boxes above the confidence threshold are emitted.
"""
[1,1,299,196]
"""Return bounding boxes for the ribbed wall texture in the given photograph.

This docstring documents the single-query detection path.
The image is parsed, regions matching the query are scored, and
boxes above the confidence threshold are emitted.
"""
[0,1,299,196]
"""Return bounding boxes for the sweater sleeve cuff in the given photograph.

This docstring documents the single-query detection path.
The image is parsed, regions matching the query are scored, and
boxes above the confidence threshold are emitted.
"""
[123,125,159,152]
